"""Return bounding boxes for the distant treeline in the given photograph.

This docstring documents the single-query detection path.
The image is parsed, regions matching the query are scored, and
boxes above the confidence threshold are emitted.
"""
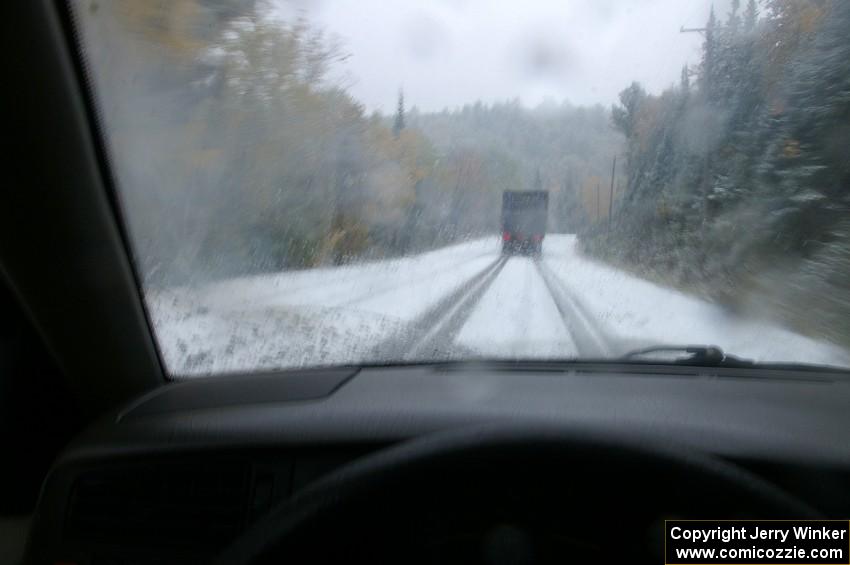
[582,0,850,345]
[407,100,621,236]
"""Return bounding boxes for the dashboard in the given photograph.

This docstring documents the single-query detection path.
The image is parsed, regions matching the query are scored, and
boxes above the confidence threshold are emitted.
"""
[25,362,850,564]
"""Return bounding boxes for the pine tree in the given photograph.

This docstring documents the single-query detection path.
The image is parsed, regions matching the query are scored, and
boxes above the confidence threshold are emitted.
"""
[744,0,758,32]
[701,6,718,102]
[611,82,646,139]
[393,89,406,137]
[727,0,741,35]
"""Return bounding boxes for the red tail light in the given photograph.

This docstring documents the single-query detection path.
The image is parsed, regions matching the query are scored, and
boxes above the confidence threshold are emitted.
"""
[502,231,511,241]
[532,234,542,242]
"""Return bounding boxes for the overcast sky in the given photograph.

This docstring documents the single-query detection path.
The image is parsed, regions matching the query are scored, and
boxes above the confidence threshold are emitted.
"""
[278,0,733,113]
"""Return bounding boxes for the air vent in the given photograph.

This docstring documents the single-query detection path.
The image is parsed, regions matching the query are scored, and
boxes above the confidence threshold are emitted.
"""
[66,461,251,547]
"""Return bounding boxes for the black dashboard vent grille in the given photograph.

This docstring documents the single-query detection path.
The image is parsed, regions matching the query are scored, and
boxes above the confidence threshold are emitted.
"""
[66,461,251,547]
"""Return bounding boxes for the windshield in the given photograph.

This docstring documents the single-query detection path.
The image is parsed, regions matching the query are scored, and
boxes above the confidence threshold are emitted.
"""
[71,0,850,377]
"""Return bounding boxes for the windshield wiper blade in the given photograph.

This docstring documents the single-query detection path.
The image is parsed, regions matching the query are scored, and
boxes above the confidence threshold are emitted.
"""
[620,345,754,367]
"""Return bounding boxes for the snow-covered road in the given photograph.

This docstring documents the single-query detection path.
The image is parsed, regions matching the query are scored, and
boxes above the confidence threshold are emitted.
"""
[149,235,850,376]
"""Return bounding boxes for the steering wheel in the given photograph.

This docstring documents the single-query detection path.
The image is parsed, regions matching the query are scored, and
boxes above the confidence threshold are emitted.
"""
[216,425,819,564]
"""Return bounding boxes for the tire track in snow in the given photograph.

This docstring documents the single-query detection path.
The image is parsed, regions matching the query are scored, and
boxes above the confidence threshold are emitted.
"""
[372,255,509,361]
[453,257,578,358]
[534,259,613,357]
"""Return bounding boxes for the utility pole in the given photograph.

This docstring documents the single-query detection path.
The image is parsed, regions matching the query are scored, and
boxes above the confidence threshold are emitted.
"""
[679,26,708,81]
[596,183,600,224]
[679,25,707,79]
[608,156,616,232]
